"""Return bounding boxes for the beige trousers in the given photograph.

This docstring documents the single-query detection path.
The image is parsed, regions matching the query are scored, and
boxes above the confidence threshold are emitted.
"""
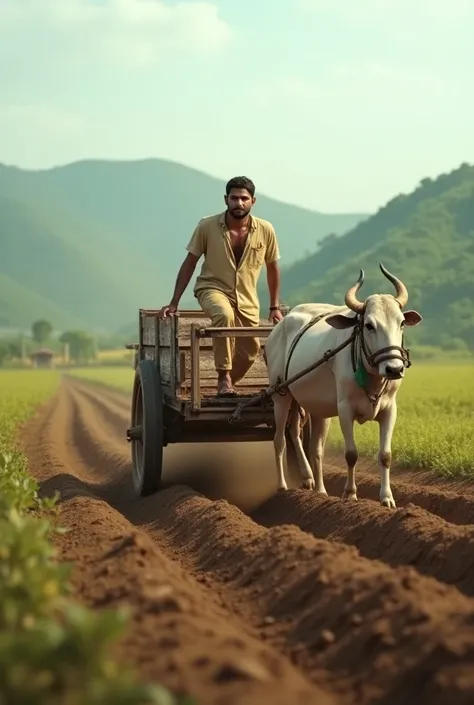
[196,289,260,384]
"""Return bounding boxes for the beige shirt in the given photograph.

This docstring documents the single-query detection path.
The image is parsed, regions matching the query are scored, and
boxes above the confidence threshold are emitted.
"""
[186,211,280,322]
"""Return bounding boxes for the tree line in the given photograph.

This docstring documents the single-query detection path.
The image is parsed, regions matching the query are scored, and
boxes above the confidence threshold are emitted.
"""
[0,319,97,367]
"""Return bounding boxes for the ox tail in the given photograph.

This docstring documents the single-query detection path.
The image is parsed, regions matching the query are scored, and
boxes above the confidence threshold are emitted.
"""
[298,405,308,427]
[287,398,308,433]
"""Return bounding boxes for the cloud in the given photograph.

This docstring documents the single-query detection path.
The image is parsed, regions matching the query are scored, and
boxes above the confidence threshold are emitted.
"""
[0,0,231,69]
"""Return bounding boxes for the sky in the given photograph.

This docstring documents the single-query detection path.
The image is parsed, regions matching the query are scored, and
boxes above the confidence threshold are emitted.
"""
[0,0,472,213]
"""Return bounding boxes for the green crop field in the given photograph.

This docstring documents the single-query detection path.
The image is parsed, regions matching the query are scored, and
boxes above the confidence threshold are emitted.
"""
[326,363,474,477]
[69,362,474,478]
[0,370,60,447]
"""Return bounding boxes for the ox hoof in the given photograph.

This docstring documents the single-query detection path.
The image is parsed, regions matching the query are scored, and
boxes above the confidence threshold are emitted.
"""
[381,497,396,509]
[342,490,358,502]
[301,478,315,491]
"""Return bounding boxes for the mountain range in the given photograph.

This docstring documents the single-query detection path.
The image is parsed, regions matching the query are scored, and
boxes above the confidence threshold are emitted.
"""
[270,162,474,349]
[1,158,473,350]
[0,159,366,333]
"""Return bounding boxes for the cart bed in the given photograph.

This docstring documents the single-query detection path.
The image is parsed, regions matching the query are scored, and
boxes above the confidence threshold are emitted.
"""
[131,309,273,406]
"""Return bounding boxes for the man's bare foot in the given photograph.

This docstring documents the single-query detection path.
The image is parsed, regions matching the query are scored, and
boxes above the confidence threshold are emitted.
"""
[217,372,236,397]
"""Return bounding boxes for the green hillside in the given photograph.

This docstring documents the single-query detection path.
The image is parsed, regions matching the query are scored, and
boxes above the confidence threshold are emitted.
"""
[279,162,474,349]
[0,273,82,331]
[0,159,366,332]
[0,194,152,331]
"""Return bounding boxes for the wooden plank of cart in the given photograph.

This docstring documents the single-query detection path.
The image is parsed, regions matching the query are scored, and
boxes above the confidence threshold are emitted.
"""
[125,308,287,498]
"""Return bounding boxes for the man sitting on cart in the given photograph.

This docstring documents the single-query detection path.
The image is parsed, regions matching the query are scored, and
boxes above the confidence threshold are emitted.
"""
[158,175,283,397]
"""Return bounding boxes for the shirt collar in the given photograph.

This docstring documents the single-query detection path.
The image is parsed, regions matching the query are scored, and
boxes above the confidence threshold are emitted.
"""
[219,211,257,232]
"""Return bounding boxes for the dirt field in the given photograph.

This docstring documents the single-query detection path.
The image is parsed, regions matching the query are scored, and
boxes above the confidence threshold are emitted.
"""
[21,375,474,705]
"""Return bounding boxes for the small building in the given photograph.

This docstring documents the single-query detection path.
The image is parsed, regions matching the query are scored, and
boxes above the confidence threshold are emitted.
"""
[30,348,55,369]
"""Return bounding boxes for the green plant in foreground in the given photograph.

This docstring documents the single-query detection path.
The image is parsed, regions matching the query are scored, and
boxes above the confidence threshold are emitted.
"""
[0,449,51,515]
[0,509,70,631]
[0,372,187,705]
[0,603,176,705]
[0,455,179,705]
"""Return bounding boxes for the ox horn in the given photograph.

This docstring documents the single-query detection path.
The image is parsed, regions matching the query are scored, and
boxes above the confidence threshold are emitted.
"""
[379,262,408,308]
[344,268,365,314]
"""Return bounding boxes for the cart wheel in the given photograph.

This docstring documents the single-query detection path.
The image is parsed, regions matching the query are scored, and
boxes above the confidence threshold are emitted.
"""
[130,359,164,497]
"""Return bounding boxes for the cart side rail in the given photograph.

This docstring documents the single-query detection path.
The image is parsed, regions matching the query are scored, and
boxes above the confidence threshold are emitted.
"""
[188,322,275,412]
[130,308,284,403]
[136,309,180,401]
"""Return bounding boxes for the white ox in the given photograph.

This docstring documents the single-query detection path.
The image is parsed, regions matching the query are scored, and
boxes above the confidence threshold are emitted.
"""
[264,263,422,508]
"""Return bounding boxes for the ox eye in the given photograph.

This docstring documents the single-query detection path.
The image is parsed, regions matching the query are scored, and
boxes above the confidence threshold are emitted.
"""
[401,320,405,327]
[365,322,375,331]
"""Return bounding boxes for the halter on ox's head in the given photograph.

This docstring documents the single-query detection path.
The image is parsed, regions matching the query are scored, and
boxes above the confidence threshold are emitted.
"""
[325,263,423,380]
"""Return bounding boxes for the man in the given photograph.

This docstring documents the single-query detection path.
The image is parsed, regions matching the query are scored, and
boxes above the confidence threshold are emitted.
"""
[158,175,283,396]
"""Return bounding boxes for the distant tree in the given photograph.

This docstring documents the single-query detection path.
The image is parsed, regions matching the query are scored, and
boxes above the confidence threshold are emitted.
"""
[7,340,22,360]
[419,177,432,188]
[59,330,96,364]
[318,233,338,249]
[439,334,468,352]
[0,344,9,366]
[31,319,53,344]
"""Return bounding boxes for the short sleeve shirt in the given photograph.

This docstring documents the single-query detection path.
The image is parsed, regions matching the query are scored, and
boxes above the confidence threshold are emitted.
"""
[186,211,280,322]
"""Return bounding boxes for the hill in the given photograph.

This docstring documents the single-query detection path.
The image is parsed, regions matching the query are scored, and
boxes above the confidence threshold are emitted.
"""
[0,159,367,332]
[0,193,142,331]
[278,162,474,349]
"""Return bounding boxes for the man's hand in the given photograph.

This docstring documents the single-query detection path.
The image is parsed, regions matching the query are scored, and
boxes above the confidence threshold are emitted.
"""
[156,303,178,318]
[269,307,283,324]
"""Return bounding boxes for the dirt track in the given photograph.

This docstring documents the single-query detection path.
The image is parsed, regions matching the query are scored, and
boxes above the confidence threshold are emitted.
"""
[21,375,474,705]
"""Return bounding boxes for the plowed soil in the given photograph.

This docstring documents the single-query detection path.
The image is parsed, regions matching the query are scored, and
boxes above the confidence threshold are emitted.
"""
[20,375,474,705]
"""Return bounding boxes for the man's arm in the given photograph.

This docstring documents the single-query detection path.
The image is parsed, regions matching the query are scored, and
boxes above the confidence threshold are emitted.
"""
[169,252,200,307]
[160,221,205,314]
[265,225,281,309]
[266,260,280,309]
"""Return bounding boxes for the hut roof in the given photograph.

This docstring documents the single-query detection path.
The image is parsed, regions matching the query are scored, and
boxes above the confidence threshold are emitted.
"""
[30,348,55,357]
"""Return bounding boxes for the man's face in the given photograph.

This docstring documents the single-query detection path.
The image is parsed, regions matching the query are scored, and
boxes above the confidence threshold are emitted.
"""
[224,188,256,220]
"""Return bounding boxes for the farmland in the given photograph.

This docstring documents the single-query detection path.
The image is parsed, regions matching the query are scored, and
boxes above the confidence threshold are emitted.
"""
[69,364,135,392]
[4,358,474,704]
[68,361,474,478]
[0,369,179,705]
[0,370,59,443]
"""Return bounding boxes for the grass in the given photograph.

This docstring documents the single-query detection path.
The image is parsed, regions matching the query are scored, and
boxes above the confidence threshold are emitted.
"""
[0,369,183,705]
[0,370,60,442]
[326,363,474,477]
[69,362,474,478]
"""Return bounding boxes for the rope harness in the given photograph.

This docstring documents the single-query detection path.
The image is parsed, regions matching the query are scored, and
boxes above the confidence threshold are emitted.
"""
[228,304,411,425]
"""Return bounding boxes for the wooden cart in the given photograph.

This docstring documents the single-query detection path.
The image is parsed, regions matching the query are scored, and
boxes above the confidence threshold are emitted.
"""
[125,309,283,497]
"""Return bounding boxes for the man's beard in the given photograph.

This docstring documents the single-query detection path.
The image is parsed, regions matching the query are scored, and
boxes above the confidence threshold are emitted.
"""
[229,207,250,220]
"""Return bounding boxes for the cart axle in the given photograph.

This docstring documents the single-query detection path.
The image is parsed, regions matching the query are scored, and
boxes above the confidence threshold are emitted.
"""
[126,425,143,442]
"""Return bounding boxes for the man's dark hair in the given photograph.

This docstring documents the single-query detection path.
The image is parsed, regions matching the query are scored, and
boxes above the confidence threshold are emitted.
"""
[225,176,255,197]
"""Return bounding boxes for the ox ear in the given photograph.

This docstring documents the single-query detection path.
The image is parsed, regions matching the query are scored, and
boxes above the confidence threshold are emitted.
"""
[403,310,423,327]
[326,313,358,330]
